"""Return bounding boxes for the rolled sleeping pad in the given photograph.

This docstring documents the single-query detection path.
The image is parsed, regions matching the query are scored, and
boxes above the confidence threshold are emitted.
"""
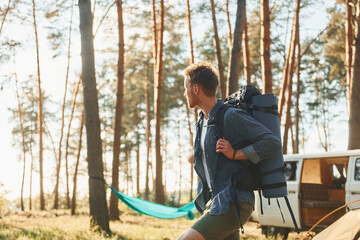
[252,93,288,198]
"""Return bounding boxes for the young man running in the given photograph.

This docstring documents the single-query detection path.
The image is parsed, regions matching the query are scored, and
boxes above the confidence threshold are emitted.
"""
[178,62,281,240]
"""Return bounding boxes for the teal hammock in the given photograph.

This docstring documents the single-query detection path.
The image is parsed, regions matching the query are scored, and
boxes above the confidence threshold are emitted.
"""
[109,186,197,220]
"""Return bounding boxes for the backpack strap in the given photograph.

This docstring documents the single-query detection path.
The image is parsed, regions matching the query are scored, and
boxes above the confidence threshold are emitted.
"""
[261,182,287,190]
[284,196,300,234]
[262,164,286,176]
[258,191,264,214]
[276,198,285,223]
[214,104,234,137]
[260,164,287,189]
[251,104,279,116]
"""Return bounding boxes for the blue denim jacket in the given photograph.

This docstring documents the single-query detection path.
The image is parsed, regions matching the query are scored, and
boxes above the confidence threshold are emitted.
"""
[193,99,282,215]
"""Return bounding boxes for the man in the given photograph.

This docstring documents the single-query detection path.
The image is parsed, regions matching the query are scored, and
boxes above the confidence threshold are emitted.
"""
[178,62,281,240]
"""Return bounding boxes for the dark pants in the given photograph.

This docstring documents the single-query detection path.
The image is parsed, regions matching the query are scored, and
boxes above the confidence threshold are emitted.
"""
[191,202,254,240]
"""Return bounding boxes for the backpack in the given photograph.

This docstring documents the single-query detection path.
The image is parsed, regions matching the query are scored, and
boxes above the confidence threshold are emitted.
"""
[214,85,299,233]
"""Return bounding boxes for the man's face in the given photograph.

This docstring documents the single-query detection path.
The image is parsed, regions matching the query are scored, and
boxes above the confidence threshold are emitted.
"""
[184,77,198,108]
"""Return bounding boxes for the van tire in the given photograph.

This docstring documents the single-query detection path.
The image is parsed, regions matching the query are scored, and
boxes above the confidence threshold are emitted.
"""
[261,226,290,240]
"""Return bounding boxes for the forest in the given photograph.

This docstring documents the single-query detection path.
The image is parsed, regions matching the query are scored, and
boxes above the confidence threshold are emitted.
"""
[0,0,359,239]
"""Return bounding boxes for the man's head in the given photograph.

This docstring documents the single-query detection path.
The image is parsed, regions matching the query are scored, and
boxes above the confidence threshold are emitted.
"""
[183,62,219,108]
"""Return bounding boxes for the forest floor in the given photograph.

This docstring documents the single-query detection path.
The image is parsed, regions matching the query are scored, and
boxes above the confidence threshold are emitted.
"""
[0,206,311,240]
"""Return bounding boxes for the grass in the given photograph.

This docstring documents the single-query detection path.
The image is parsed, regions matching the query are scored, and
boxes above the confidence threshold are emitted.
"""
[0,205,309,239]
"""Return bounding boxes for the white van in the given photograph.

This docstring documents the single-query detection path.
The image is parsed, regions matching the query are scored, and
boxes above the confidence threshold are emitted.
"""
[251,150,360,238]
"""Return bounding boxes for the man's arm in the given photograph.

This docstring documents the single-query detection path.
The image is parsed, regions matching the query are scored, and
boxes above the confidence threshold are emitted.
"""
[223,109,282,163]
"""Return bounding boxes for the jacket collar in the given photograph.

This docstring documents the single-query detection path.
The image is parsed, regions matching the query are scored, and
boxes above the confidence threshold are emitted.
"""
[198,99,224,125]
[208,99,224,124]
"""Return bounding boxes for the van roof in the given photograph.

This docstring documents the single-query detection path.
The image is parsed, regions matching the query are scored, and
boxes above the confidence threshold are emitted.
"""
[284,149,360,161]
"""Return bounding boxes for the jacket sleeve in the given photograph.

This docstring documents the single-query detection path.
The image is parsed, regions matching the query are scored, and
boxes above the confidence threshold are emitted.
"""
[226,109,282,164]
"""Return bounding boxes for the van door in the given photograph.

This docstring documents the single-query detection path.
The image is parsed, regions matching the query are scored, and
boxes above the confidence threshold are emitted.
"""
[257,159,302,228]
[346,156,360,210]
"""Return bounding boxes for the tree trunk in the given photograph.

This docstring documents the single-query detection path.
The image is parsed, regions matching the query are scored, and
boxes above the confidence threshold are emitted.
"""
[186,0,196,199]
[64,75,82,209]
[346,0,353,117]
[109,0,125,221]
[125,152,130,194]
[279,0,301,123]
[348,2,360,150]
[54,0,74,209]
[177,120,182,205]
[78,0,110,233]
[278,45,291,123]
[71,110,85,215]
[210,0,226,99]
[260,0,272,93]
[152,0,158,82]
[101,121,108,180]
[163,130,168,193]
[290,124,295,153]
[294,26,301,154]
[125,147,129,195]
[227,0,246,96]
[30,99,36,211]
[320,99,329,152]
[282,111,292,154]
[226,0,232,50]
[314,86,329,152]
[225,0,232,93]
[15,68,26,211]
[242,1,251,85]
[182,95,194,201]
[154,0,165,204]
[29,133,34,210]
[186,0,195,65]
[134,107,140,197]
[144,62,151,200]
[44,120,59,167]
[282,0,300,154]
[32,0,45,210]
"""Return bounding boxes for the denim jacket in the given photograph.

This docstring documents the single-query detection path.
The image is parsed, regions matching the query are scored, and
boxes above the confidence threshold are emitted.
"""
[193,99,281,215]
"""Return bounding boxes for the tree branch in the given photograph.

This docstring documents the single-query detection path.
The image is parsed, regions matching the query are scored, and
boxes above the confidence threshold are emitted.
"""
[0,0,13,36]
[93,1,116,39]
[301,25,330,57]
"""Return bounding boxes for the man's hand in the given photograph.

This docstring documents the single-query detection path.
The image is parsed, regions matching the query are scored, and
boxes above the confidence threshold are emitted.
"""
[216,137,235,159]
[187,154,194,164]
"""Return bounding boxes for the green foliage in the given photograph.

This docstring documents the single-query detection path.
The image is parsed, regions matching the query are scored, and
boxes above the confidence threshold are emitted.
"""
[44,0,75,58]
[8,74,59,168]
[301,35,344,151]
[9,75,38,152]
[322,5,346,86]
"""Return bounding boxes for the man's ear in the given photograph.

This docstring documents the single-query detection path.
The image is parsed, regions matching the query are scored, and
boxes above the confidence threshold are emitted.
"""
[194,84,199,94]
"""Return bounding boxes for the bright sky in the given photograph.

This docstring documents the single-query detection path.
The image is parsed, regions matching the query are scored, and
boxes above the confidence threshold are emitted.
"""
[0,0,349,205]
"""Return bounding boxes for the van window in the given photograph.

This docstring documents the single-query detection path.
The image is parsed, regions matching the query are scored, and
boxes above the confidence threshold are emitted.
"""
[355,158,360,181]
[285,161,298,181]
[330,164,346,188]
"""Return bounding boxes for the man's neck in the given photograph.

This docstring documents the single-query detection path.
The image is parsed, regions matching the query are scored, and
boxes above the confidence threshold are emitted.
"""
[198,97,217,120]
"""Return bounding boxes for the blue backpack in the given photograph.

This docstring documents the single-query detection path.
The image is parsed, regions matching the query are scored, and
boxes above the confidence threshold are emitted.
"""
[215,85,299,233]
